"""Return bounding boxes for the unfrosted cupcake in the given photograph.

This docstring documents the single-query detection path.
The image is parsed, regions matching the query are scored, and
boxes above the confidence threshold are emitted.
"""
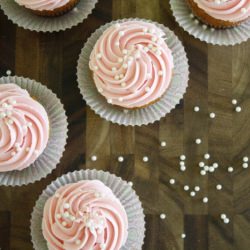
[89,21,174,109]
[42,180,128,250]
[14,0,80,17]
[186,0,250,28]
[0,84,49,172]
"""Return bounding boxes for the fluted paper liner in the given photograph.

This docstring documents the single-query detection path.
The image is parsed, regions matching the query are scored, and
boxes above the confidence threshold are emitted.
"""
[170,0,250,46]
[77,18,189,126]
[0,0,98,32]
[31,169,145,250]
[0,76,68,186]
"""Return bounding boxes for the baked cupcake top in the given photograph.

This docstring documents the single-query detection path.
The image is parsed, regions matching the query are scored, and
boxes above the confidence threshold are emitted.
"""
[193,0,250,22]
[0,84,49,172]
[89,21,174,109]
[14,0,71,11]
[42,180,128,250]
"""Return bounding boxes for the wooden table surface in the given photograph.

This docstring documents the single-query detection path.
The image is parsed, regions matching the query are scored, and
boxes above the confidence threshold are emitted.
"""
[1,0,250,249]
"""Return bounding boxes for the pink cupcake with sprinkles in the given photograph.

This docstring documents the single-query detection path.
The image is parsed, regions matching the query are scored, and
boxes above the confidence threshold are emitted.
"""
[89,20,174,109]
[0,84,49,172]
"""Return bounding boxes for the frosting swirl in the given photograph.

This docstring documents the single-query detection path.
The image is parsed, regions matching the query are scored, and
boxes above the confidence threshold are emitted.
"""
[193,0,250,22]
[14,0,71,11]
[89,21,174,109]
[42,180,128,250]
[0,84,49,172]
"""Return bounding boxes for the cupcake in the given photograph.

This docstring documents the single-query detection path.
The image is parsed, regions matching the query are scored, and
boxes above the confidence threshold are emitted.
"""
[42,180,128,250]
[186,0,250,28]
[0,84,49,172]
[14,0,80,17]
[89,21,174,109]
[31,169,145,249]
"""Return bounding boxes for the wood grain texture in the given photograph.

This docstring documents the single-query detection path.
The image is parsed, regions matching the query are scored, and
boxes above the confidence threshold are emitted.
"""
[0,0,250,249]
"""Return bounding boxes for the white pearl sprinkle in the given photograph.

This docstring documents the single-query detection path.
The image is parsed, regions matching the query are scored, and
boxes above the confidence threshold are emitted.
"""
[63,211,70,218]
[2,103,8,108]
[180,166,186,171]
[216,184,222,190]
[27,122,32,127]
[213,163,219,168]
[194,186,200,192]
[220,214,227,220]
[242,163,248,169]
[194,106,200,112]
[7,119,13,125]
[9,99,16,105]
[128,181,133,186]
[91,155,97,161]
[114,75,120,80]
[0,112,6,118]
[202,24,207,30]
[243,156,249,162]
[190,191,196,197]
[56,214,61,219]
[112,67,117,72]
[195,138,202,144]
[228,166,234,173]
[184,185,189,191]
[123,63,128,69]
[115,41,120,46]
[121,82,126,87]
[200,170,206,176]
[107,99,112,104]
[224,218,230,224]
[122,49,128,55]
[160,213,166,219]
[160,141,167,147]
[62,221,67,227]
[118,156,124,162]
[118,57,123,63]
[143,28,148,33]
[96,53,102,59]
[143,156,149,162]
[190,13,194,18]
[209,167,215,173]
[235,106,242,112]
[204,166,209,171]
[204,153,210,159]
[180,155,186,161]
[232,99,237,105]
[169,179,175,185]
[241,8,247,13]
[98,88,103,93]
[181,233,186,239]
[145,86,150,92]
[119,31,125,36]
[203,197,208,203]
[75,239,81,245]
[64,203,70,209]
[93,66,99,71]
[6,70,11,75]
[209,112,216,119]
[119,74,124,79]
[25,147,30,152]
[158,71,163,76]
[194,19,199,24]
[199,162,205,168]
[179,161,185,166]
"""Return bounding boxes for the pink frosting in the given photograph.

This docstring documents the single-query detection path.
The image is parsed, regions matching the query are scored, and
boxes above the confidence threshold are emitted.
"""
[0,84,49,172]
[14,0,71,11]
[193,0,250,22]
[42,180,128,250]
[89,21,174,109]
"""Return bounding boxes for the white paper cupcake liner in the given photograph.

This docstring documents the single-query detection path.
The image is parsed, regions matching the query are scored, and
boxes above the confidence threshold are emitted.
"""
[0,76,68,186]
[77,18,189,126]
[31,169,145,250]
[0,0,98,33]
[170,0,250,46]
